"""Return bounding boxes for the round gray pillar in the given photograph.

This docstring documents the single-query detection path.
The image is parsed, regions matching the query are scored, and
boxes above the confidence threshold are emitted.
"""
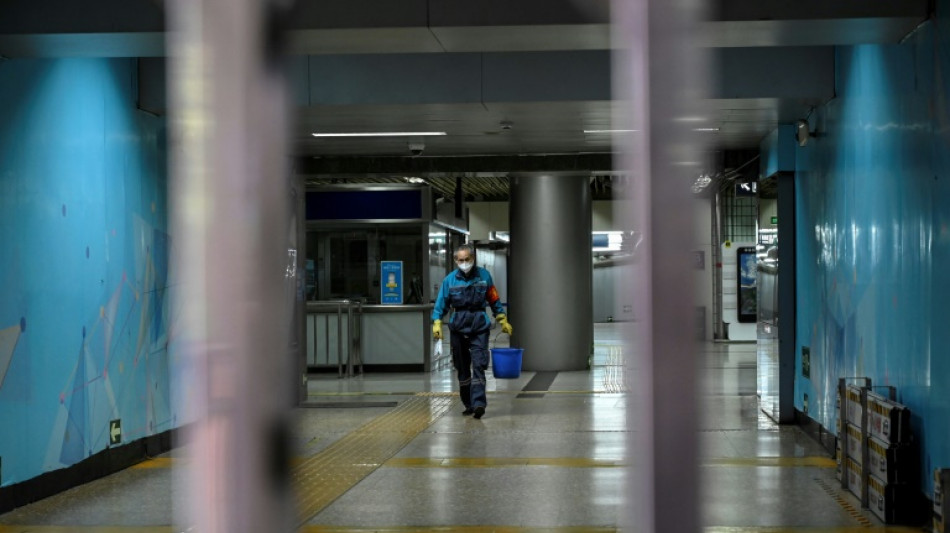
[508,173,592,372]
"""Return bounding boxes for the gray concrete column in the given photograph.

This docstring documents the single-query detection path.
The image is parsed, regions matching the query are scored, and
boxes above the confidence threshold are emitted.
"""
[508,173,592,372]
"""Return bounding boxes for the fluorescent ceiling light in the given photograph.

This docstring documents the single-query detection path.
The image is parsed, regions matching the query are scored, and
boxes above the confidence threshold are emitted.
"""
[693,127,720,132]
[490,231,510,243]
[311,131,446,137]
[583,129,638,134]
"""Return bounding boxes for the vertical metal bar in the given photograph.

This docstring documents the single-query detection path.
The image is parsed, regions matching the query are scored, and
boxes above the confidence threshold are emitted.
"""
[423,309,431,372]
[337,301,343,378]
[357,301,363,375]
[168,0,294,531]
[422,224,431,372]
[346,301,354,377]
[296,176,307,405]
[614,0,707,531]
[307,313,313,367]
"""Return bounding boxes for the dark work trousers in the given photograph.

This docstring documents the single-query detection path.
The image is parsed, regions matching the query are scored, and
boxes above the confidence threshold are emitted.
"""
[450,329,490,408]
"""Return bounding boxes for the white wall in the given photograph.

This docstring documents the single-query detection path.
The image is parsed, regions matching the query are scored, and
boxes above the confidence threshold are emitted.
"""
[475,248,508,306]
[592,200,623,231]
[468,201,509,241]
[470,200,623,239]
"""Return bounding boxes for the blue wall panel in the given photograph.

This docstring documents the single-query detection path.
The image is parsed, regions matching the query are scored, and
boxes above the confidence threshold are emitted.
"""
[795,18,950,493]
[0,58,170,486]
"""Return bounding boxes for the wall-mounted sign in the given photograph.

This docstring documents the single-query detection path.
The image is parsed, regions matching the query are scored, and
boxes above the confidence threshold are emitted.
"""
[109,419,122,445]
[771,216,778,225]
[735,182,757,197]
[802,346,811,378]
[380,261,403,305]
[693,250,705,270]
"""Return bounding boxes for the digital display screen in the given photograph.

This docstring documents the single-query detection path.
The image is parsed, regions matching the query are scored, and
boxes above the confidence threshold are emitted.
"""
[737,247,757,322]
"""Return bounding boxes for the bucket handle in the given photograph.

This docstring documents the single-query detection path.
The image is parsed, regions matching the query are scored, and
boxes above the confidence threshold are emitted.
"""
[491,331,513,349]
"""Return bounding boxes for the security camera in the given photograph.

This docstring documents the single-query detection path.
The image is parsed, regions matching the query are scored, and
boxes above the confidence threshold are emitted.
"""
[408,141,425,156]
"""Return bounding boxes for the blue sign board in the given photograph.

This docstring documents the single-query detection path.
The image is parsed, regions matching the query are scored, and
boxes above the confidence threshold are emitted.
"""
[380,261,403,305]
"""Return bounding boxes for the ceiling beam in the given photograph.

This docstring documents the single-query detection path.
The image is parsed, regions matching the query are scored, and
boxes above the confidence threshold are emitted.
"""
[295,153,615,175]
[0,0,928,57]
[141,48,831,110]
[714,47,835,100]
[712,0,928,21]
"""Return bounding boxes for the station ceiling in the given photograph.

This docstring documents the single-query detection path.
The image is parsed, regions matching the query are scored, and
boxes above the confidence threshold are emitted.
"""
[0,0,930,198]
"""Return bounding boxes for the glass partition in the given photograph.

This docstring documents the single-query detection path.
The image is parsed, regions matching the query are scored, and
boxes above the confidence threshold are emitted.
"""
[428,225,448,300]
[307,225,424,304]
[427,225,468,302]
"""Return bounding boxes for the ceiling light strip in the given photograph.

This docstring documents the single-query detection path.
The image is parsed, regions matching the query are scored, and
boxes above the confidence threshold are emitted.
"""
[311,132,447,137]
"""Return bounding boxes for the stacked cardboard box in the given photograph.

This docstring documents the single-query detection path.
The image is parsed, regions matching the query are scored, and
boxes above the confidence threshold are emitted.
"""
[864,390,916,524]
[837,382,869,503]
[933,468,949,532]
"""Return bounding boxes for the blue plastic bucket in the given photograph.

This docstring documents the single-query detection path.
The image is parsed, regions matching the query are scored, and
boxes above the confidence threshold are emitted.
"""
[491,347,523,379]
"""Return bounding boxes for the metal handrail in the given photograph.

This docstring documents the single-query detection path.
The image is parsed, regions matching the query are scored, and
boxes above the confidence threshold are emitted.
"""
[306,299,363,377]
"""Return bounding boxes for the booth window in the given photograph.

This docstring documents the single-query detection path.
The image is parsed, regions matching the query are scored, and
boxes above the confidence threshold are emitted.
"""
[307,226,424,304]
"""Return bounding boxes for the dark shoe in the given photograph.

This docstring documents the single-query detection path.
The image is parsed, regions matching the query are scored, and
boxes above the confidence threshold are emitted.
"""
[473,406,485,419]
[462,407,475,416]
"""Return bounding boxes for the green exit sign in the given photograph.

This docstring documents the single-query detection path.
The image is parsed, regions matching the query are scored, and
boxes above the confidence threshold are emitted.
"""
[770,216,778,225]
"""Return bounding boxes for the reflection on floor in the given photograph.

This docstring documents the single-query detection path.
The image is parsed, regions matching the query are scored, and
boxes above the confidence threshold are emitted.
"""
[0,324,919,532]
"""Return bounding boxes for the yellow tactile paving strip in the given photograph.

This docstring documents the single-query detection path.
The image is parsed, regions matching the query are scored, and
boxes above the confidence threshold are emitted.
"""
[384,457,626,468]
[705,456,837,468]
[130,457,175,469]
[814,478,875,528]
[292,395,455,525]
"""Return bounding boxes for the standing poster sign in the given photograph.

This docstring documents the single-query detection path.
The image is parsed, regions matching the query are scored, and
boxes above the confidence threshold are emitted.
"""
[381,261,403,304]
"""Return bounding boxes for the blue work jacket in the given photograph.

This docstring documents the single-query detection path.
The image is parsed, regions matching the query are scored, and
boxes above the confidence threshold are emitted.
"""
[432,266,504,335]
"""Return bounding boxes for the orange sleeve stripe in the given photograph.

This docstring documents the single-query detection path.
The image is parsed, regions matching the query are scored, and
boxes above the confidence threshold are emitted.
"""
[487,286,500,304]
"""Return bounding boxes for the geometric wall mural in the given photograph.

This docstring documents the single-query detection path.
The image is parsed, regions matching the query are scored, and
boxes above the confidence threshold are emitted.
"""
[0,57,172,487]
[0,323,22,390]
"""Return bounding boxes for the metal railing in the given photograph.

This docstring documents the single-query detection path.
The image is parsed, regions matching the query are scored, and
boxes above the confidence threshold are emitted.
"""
[306,300,362,377]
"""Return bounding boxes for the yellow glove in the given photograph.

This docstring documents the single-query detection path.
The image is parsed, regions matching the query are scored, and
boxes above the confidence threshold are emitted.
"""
[497,314,513,336]
[432,319,443,340]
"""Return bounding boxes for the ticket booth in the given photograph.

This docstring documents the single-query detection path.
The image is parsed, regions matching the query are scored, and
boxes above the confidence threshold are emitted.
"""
[303,184,466,372]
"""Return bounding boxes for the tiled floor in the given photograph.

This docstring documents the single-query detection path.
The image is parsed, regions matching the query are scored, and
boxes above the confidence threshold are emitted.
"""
[0,324,919,532]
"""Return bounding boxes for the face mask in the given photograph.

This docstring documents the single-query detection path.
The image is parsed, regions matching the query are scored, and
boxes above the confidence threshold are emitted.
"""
[458,261,474,273]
